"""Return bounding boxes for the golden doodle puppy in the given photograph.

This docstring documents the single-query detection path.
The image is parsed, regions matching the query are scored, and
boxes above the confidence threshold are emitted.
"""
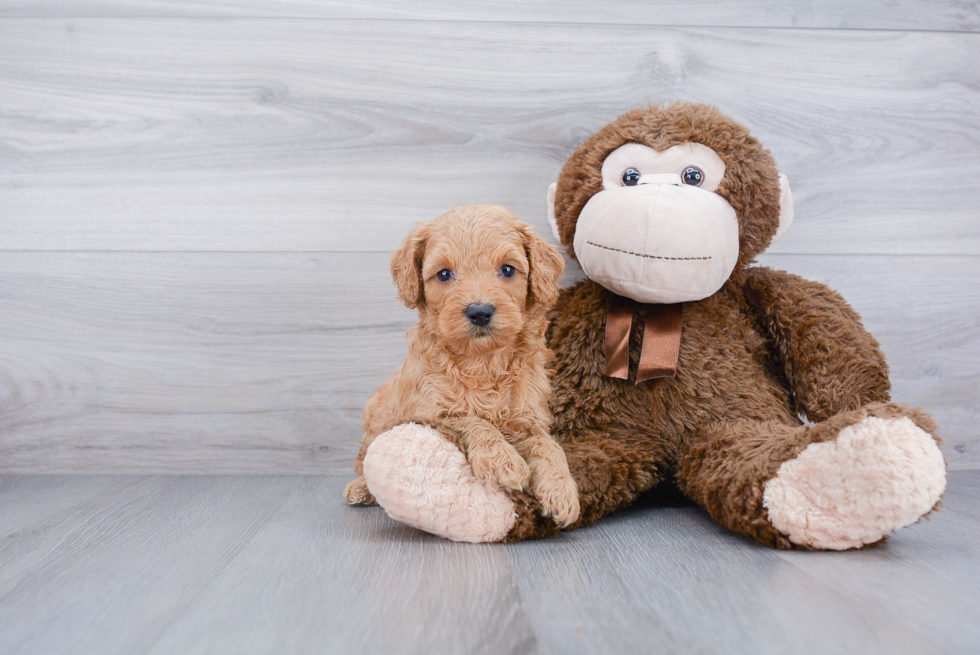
[344,204,580,527]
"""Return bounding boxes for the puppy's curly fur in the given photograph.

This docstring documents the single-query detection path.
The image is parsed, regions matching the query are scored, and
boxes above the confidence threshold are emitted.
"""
[344,205,580,527]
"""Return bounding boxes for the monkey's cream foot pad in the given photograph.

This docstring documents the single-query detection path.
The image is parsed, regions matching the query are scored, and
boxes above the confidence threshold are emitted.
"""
[363,423,517,542]
[763,416,947,550]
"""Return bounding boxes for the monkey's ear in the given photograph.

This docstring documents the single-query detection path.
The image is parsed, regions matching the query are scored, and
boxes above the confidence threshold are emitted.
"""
[546,182,562,244]
[521,225,565,309]
[772,173,794,242]
[390,222,429,309]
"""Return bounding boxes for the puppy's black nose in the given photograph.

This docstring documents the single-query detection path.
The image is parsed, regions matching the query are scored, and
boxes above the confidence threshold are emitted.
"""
[465,303,495,327]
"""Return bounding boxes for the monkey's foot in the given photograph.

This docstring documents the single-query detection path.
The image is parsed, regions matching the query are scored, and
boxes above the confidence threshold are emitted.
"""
[763,416,946,550]
[362,423,518,543]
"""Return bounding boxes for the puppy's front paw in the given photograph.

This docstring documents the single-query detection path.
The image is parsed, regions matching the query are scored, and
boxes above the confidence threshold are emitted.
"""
[532,472,580,528]
[469,441,531,492]
[343,476,377,505]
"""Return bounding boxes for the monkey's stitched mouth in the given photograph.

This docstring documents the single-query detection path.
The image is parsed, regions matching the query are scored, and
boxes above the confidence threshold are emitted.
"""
[586,241,712,261]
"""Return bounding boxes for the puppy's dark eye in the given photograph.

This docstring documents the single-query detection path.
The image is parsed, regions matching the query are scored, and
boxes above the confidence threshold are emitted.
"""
[500,265,516,278]
[436,269,453,282]
[682,166,704,187]
[622,168,641,186]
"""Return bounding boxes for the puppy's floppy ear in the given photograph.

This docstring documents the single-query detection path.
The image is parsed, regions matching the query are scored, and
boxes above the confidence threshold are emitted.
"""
[390,222,429,309]
[520,225,565,309]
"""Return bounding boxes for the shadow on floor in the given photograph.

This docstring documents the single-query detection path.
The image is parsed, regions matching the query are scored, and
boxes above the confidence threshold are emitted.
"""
[632,481,698,509]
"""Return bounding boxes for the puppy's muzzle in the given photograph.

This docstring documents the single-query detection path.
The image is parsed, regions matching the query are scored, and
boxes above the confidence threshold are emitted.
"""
[465,303,495,328]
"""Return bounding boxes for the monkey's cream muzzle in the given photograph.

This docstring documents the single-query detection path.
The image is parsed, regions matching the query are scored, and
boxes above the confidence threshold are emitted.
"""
[573,173,740,304]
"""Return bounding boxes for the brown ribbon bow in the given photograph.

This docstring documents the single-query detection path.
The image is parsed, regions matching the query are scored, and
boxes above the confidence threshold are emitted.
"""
[605,295,683,384]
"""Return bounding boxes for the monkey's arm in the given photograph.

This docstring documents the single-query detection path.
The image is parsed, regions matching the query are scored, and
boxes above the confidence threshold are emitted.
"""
[742,266,891,422]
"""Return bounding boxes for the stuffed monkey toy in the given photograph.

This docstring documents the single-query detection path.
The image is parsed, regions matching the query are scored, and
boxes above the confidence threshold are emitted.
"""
[354,102,947,550]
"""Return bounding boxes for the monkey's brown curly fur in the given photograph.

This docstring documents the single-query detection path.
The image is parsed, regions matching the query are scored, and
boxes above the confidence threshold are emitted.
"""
[499,103,943,546]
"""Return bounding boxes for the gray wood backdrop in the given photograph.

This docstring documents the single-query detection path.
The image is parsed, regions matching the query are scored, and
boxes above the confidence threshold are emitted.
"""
[1,1,978,474]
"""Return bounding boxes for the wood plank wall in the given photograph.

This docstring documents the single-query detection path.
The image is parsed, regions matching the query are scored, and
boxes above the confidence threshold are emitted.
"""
[1,2,978,473]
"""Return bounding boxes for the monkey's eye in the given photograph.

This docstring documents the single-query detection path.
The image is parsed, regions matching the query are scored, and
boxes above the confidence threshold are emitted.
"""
[621,168,641,186]
[436,269,453,282]
[500,264,516,278]
[682,166,704,187]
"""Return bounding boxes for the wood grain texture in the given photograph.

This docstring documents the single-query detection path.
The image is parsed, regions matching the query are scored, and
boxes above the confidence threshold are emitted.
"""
[0,0,977,32]
[0,251,975,473]
[0,476,299,655]
[145,477,536,655]
[506,496,964,654]
[1,19,978,255]
[1,10,976,475]
[0,472,977,654]
[0,252,415,474]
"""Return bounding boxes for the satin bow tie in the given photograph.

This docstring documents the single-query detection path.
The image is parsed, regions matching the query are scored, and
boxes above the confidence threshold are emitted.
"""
[604,295,684,384]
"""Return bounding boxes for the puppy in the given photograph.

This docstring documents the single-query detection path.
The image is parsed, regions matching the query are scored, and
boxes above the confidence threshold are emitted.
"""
[343,204,580,527]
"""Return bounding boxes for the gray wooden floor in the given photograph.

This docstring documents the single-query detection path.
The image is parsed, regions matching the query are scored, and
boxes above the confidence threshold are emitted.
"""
[0,470,977,655]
